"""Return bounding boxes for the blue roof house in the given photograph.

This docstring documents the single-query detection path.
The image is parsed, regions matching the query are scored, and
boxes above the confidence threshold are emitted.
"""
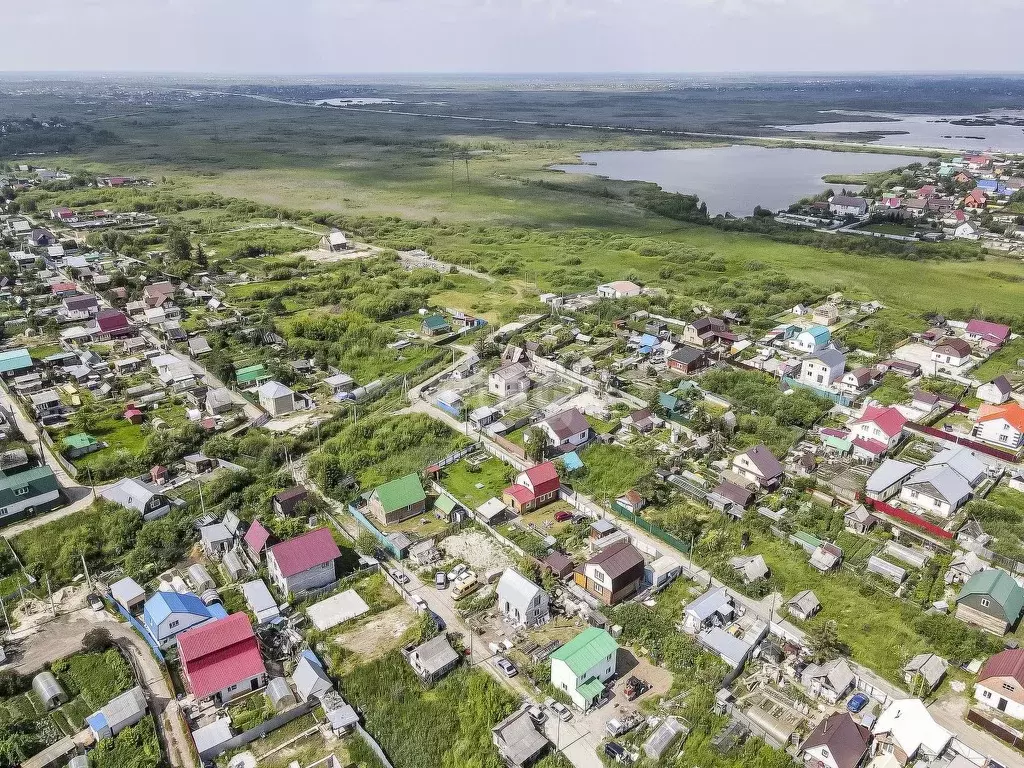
[977,179,999,193]
[143,591,225,648]
[792,326,832,354]
[0,348,33,376]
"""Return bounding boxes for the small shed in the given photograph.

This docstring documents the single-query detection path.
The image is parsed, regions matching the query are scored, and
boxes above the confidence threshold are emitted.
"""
[241,579,281,624]
[293,652,334,702]
[187,563,216,593]
[33,671,67,709]
[200,523,233,557]
[222,550,251,581]
[867,556,906,584]
[110,576,146,614]
[87,686,148,740]
[266,677,297,711]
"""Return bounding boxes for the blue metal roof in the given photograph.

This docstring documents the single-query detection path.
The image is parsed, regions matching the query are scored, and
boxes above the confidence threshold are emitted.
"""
[805,326,831,343]
[143,591,211,634]
[640,334,659,348]
[561,451,584,472]
[0,348,32,374]
[87,711,108,732]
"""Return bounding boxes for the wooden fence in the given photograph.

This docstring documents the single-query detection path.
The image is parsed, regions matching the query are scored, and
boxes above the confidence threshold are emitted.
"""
[966,707,1024,751]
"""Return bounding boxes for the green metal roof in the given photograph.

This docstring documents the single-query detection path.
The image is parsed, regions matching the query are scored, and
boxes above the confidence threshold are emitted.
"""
[434,494,457,514]
[824,436,852,452]
[577,677,605,702]
[422,315,450,331]
[0,465,59,502]
[959,569,1024,622]
[373,473,426,513]
[235,364,268,384]
[63,433,97,449]
[0,348,33,374]
[550,627,617,677]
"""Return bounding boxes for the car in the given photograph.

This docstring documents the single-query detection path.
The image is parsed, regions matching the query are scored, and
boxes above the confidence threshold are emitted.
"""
[448,564,468,581]
[554,510,573,522]
[391,570,410,585]
[545,699,572,722]
[604,741,630,763]
[847,693,870,713]
[624,676,650,701]
[435,572,448,589]
[412,595,427,611]
[428,610,446,631]
[496,658,518,678]
[87,594,104,612]
[527,705,546,724]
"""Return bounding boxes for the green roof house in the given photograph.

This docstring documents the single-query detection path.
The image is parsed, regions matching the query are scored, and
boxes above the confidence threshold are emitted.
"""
[434,493,459,519]
[63,433,102,459]
[367,473,427,526]
[550,627,618,710]
[236,364,269,386]
[955,569,1024,635]
[0,348,33,376]
[421,314,451,337]
[0,466,61,524]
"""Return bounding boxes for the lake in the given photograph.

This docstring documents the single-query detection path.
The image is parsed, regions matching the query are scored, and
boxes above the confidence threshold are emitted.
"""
[550,145,921,216]
[774,109,1024,153]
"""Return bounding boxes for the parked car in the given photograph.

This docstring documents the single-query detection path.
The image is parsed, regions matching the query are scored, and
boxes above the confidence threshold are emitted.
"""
[447,563,468,581]
[527,705,546,724]
[412,595,427,611]
[391,570,410,585]
[544,698,572,722]
[604,742,630,764]
[428,610,446,631]
[496,658,518,678]
[624,677,650,701]
[847,693,870,713]
[554,510,573,522]
[87,594,104,612]
[435,572,448,589]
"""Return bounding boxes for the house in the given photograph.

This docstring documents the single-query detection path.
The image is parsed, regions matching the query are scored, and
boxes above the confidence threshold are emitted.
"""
[709,481,755,514]
[488,363,531,398]
[142,590,224,648]
[809,543,843,573]
[799,712,871,768]
[616,489,646,514]
[931,338,972,368]
[543,551,575,580]
[683,587,735,634]
[953,222,980,240]
[622,408,658,433]
[143,281,176,308]
[272,486,309,517]
[421,314,451,336]
[178,613,267,705]
[786,590,820,621]
[29,227,57,247]
[242,519,275,562]
[325,372,355,394]
[538,408,592,453]
[406,634,461,683]
[503,462,560,513]
[965,189,988,210]
[0,465,61,524]
[597,280,642,299]
[205,387,234,415]
[61,294,99,321]
[698,627,755,672]
[955,568,1024,635]
[732,444,784,490]
[880,359,920,378]
[574,540,645,605]
[491,707,550,768]
[86,686,148,741]
[267,528,341,596]
[236,364,270,387]
[101,478,172,519]
[550,627,617,710]
[865,459,917,501]
[200,523,234,557]
[292,651,334,702]
[319,229,350,252]
[829,195,868,216]
[839,367,874,395]
[801,658,855,703]
[729,554,769,583]
[849,405,907,460]
[258,381,296,417]
[683,316,733,348]
[188,336,212,356]
[974,648,1024,718]
[496,569,550,627]
[792,303,810,316]
[973,400,1024,450]
[110,577,146,614]
[0,348,33,377]
[977,376,1012,405]
[436,390,463,417]
[870,699,951,765]
[897,446,986,517]
[800,348,846,388]
[93,309,133,340]
[667,345,707,374]
[812,304,841,327]
[903,653,947,693]
[367,473,426,525]
[844,505,878,534]
[946,550,986,585]
[965,319,1010,349]
[644,555,681,593]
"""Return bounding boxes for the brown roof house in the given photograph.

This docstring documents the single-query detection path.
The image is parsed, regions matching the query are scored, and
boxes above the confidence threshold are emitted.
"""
[538,408,592,453]
[574,540,645,606]
[799,712,871,768]
[731,444,783,490]
[272,486,309,517]
[974,648,1024,719]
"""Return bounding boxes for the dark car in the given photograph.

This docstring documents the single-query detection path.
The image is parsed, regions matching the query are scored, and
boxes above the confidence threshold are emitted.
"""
[428,610,446,631]
[847,693,870,713]
[604,742,630,763]
[554,510,573,522]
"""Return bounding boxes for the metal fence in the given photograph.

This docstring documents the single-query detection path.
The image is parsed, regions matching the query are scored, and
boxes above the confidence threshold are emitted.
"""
[607,502,691,555]
[108,597,166,662]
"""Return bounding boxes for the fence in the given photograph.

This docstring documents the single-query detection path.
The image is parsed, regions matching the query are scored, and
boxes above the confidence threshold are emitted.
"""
[781,376,854,407]
[109,597,166,662]
[197,700,316,761]
[966,708,1024,751]
[904,421,1020,462]
[867,499,953,541]
[606,501,691,555]
[39,430,79,478]
[347,504,406,559]
[356,724,395,768]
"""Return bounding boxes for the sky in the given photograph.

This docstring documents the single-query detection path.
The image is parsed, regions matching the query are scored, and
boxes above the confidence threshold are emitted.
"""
[5,0,1024,75]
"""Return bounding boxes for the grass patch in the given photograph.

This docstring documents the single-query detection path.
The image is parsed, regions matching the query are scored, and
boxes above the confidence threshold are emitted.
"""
[571,443,654,501]
[440,457,510,509]
[972,337,1024,382]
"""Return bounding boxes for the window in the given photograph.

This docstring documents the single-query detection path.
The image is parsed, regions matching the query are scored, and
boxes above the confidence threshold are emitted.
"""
[169,620,179,629]
[822,749,830,758]
[1003,683,1016,692]
[983,689,992,699]
[13,487,29,497]
[981,598,990,608]
[228,684,237,691]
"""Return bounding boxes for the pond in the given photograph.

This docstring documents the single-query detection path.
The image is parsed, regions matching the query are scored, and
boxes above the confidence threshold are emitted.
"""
[550,145,921,216]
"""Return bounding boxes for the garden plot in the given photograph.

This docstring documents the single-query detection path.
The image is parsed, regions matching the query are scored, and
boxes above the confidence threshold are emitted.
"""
[440,529,514,573]
[334,603,416,662]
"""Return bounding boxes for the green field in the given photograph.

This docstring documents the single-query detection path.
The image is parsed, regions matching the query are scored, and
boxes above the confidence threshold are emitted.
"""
[440,457,510,509]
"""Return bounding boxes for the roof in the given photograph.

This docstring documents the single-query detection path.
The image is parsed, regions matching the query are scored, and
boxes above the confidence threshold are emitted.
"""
[871,699,951,758]
[934,338,972,357]
[258,380,293,399]
[550,627,618,676]
[110,577,145,606]
[799,713,871,768]
[729,554,769,582]
[95,308,129,332]
[63,433,97,449]
[698,627,750,667]
[830,195,868,211]
[178,613,266,700]
[810,347,846,369]
[497,568,544,608]
[240,580,279,622]
[101,478,164,513]
[585,539,644,582]
[737,444,783,479]
[411,634,460,674]
[685,586,733,622]
[522,461,559,494]
[905,464,972,506]
[958,569,1024,622]
[866,459,917,494]
[191,717,233,755]
[979,648,1024,687]
[904,653,948,687]
[268,527,341,578]
[0,467,59,499]
[306,589,371,631]
[372,473,425,513]
[94,686,146,728]
[144,591,210,627]
[0,348,32,374]
[805,658,855,693]
[200,523,232,545]
[852,405,907,438]
[243,519,272,553]
[235,364,267,384]
[602,279,642,293]
[966,318,1010,343]
[978,400,1024,432]
[787,590,820,616]
[492,708,548,767]
[292,653,333,701]
[492,362,529,381]
[669,346,704,365]
[543,408,591,441]
[984,375,1013,396]
[712,480,754,507]
[422,314,450,331]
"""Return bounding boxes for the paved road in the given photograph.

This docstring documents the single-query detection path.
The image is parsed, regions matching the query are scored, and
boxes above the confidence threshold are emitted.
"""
[10,608,196,768]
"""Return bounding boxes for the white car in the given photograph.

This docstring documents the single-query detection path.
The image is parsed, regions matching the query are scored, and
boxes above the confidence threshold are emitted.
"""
[546,699,572,722]
[447,564,468,582]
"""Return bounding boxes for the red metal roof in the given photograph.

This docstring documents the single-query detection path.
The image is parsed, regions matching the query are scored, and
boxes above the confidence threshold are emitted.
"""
[979,649,1024,687]
[522,462,559,496]
[853,405,907,438]
[268,527,340,578]
[243,519,272,553]
[178,613,266,700]
[503,484,535,505]
[51,282,77,293]
[966,319,1010,344]
[96,309,129,332]
[852,437,889,456]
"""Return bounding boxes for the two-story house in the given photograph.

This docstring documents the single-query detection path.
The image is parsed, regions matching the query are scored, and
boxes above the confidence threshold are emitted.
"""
[502,461,560,514]
[799,348,845,388]
[538,408,592,453]
[178,612,267,705]
[798,712,871,768]
[267,528,341,596]
[731,444,784,490]
[550,628,618,710]
[848,405,907,460]
[0,465,61,524]
[496,568,549,628]
[931,338,972,368]
[142,591,224,648]
[488,363,531,398]
[974,649,1024,718]
[574,540,645,606]
[791,327,832,357]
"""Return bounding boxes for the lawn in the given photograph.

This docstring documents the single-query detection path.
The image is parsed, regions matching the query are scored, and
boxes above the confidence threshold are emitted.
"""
[858,222,918,236]
[570,443,656,502]
[440,457,510,509]
[972,336,1024,382]
[51,648,136,723]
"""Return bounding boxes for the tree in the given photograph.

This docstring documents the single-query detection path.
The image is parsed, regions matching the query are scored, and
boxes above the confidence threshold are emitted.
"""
[193,242,208,267]
[807,622,847,663]
[166,227,192,262]
[356,529,379,556]
[523,427,547,462]
[82,627,113,653]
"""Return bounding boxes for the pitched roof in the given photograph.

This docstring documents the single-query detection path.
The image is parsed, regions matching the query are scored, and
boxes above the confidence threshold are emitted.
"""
[496,568,544,608]
[669,346,704,365]
[144,591,210,626]
[978,400,1024,432]
[934,338,972,357]
[958,569,1024,622]
[871,699,951,758]
[979,648,1024,687]
[800,713,871,768]
[269,527,341,578]
[810,347,846,369]
[585,540,644,582]
[737,444,783,479]
[966,319,1010,343]
[243,519,273,553]
[852,405,907,438]
[258,380,293,399]
[787,590,820,616]
[925,446,986,486]
[372,473,425,513]
[492,709,548,767]
[550,627,618,676]
[685,586,733,622]
[712,480,754,507]
[178,613,266,700]
[543,408,591,441]
[905,464,973,506]
[95,308,129,332]
[522,461,559,495]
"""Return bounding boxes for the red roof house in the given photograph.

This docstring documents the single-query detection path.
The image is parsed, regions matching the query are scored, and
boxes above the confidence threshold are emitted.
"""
[50,282,78,297]
[976,649,1024,717]
[966,319,1011,349]
[178,613,267,704]
[965,189,988,209]
[849,405,907,459]
[243,519,274,560]
[502,461,560,513]
[94,308,133,339]
[124,407,144,424]
[267,528,341,595]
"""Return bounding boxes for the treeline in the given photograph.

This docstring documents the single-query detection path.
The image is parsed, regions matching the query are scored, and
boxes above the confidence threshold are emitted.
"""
[0,117,119,156]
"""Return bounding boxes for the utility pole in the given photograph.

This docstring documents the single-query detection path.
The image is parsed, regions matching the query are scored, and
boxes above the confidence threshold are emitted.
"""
[81,553,92,592]
[46,575,55,616]
[198,481,207,515]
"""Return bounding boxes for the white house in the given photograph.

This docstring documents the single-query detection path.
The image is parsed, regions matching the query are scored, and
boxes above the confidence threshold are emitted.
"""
[977,376,1012,405]
[899,446,987,518]
[931,338,972,368]
[799,348,845,388]
[87,687,148,741]
[973,401,1024,450]
[848,405,908,460]
[682,586,735,634]
[974,649,1024,719]
[539,408,592,452]
[829,195,868,216]
[495,568,549,628]
[731,444,784,489]
[258,381,296,417]
[870,698,951,765]
[267,528,341,596]
[791,325,831,353]
[488,363,531,398]
[549,628,617,710]
[954,222,980,240]
[596,280,642,299]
